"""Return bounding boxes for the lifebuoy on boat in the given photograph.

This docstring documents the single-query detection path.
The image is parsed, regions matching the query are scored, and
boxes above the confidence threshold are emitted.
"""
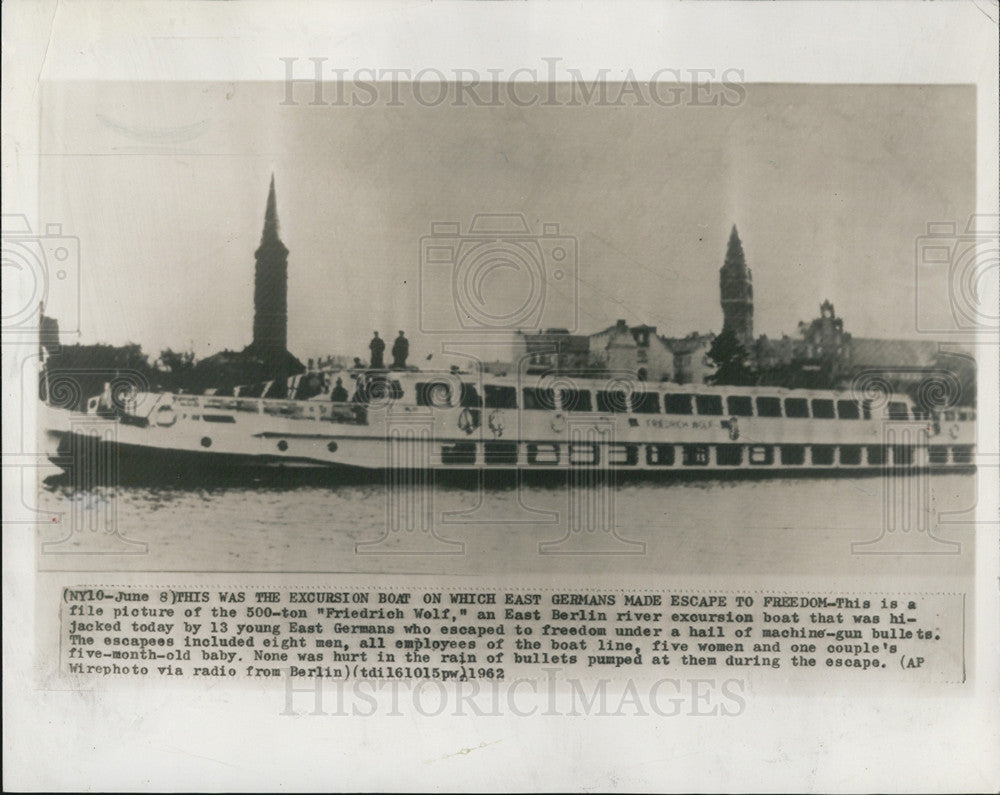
[488,409,505,438]
[458,408,476,435]
[155,405,177,427]
[551,413,566,434]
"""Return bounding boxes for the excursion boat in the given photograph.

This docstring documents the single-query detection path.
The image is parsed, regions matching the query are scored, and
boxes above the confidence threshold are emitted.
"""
[41,368,977,479]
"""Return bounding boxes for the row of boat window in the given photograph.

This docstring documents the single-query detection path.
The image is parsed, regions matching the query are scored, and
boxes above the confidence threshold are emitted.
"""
[407,382,976,422]
[437,442,976,467]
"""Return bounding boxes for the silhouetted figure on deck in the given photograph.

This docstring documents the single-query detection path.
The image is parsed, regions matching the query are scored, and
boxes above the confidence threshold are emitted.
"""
[330,377,348,402]
[296,373,323,400]
[369,332,385,369]
[392,330,409,369]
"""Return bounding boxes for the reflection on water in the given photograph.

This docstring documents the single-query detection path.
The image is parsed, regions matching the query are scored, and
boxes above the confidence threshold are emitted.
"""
[36,471,976,578]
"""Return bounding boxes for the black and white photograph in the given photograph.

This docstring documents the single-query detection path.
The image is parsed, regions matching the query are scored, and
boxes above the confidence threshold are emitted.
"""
[3,1,998,792]
[29,79,981,572]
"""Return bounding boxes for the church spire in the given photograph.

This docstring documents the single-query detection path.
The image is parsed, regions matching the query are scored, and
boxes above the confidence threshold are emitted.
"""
[261,173,280,244]
[252,174,289,361]
[723,225,746,273]
[719,224,754,347]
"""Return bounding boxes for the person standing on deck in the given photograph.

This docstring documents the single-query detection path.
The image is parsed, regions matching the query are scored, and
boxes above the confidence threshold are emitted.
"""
[330,377,349,402]
[369,331,385,369]
[392,331,409,369]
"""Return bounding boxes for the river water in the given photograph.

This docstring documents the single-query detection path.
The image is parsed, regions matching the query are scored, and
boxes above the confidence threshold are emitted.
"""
[36,471,975,578]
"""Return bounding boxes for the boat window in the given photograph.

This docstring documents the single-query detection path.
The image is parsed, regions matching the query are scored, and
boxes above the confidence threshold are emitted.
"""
[784,398,810,418]
[695,395,723,416]
[630,392,660,414]
[929,446,949,464]
[484,385,517,409]
[416,381,452,408]
[522,387,556,411]
[811,445,835,465]
[527,442,560,465]
[727,396,753,417]
[943,410,956,422]
[559,388,592,412]
[597,390,629,413]
[756,397,782,418]
[957,410,969,422]
[682,444,710,466]
[749,445,774,465]
[484,441,518,465]
[716,444,742,466]
[867,445,886,465]
[780,445,805,465]
[892,445,913,466]
[840,445,863,465]
[811,399,835,419]
[837,400,860,420]
[415,382,431,406]
[441,442,476,465]
[887,401,909,421]
[459,383,482,407]
[664,394,694,415]
[569,443,599,465]
[862,400,872,420]
[608,444,639,466]
[645,444,675,466]
[953,445,973,464]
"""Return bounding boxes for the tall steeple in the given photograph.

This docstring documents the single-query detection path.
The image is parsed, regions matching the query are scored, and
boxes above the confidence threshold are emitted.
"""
[719,225,754,348]
[261,174,280,244]
[252,174,289,361]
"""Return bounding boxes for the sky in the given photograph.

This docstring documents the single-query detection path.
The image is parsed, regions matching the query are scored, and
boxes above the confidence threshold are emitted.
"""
[38,81,975,365]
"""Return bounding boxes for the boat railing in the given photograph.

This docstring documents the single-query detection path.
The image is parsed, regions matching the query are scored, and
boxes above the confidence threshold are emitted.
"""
[147,392,368,425]
[132,389,977,427]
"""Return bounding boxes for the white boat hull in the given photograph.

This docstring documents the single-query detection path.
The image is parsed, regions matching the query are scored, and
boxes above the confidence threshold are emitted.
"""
[41,386,977,481]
